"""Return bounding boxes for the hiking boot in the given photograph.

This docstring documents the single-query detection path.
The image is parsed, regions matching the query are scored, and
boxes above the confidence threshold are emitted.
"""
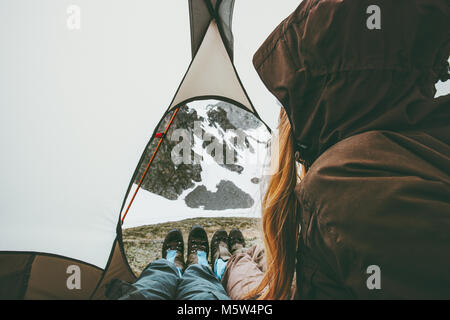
[210,230,231,270]
[228,228,246,254]
[162,228,185,270]
[186,225,209,267]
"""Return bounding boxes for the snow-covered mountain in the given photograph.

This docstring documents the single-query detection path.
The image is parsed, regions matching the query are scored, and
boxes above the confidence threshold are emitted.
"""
[122,99,271,229]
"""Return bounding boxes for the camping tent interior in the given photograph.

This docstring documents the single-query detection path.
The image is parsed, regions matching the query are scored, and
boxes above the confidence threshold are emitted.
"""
[1,0,448,300]
[0,0,272,299]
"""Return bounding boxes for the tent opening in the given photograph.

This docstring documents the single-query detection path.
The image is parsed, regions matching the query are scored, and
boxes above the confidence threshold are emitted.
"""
[120,98,271,276]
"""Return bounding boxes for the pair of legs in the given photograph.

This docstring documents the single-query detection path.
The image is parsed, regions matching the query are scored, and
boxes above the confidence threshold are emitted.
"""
[119,258,228,300]
[119,225,231,300]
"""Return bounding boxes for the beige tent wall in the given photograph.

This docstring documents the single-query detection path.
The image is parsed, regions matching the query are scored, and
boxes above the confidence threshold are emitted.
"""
[24,255,103,300]
[91,240,137,300]
[0,253,104,300]
[169,21,254,112]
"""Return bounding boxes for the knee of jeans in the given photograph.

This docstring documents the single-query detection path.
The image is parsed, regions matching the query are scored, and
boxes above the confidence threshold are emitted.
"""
[138,259,181,282]
[184,264,214,279]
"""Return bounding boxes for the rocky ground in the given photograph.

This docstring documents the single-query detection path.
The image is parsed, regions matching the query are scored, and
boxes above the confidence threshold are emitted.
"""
[122,217,263,276]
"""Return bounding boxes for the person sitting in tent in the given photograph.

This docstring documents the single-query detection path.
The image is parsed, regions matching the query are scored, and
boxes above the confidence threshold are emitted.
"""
[115,225,230,300]
[244,0,450,300]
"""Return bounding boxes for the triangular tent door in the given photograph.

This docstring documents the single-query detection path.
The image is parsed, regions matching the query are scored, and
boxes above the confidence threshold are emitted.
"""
[119,0,271,276]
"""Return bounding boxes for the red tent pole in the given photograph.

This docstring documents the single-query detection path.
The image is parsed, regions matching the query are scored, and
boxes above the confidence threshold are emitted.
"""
[121,107,181,224]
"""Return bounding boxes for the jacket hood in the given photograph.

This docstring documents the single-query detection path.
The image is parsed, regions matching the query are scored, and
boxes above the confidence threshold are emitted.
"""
[254,0,450,167]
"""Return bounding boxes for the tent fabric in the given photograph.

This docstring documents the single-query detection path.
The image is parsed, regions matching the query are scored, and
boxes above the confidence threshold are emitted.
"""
[0,1,154,270]
[24,255,103,300]
[0,252,103,299]
[169,20,254,113]
[189,0,235,60]
[0,253,34,299]
[215,0,235,61]
[0,0,264,299]
[90,239,137,300]
[0,238,135,299]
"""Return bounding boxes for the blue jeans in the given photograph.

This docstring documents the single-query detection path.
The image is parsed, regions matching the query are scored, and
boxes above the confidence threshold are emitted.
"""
[119,258,230,300]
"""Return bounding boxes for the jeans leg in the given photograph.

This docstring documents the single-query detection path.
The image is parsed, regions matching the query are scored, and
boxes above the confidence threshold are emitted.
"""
[119,259,180,300]
[176,264,230,300]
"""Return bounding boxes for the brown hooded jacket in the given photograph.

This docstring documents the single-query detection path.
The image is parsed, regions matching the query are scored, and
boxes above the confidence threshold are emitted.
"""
[254,0,449,299]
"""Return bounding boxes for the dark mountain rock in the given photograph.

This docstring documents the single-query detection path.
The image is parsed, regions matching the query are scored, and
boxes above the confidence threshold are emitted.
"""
[134,106,203,200]
[184,180,255,210]
[208,101,262,130]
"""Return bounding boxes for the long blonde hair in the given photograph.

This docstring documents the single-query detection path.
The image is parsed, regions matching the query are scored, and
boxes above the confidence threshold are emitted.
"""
[246,107,304,300]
